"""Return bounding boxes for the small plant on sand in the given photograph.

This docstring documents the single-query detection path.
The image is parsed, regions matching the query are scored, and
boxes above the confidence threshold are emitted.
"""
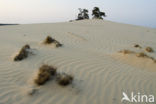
[14,44,31,61]
[56,73,73,86]
[34,65,57,86]
[44,36,56,44]
[39,64,57,75]
[44,36,63,47]
[134,44,142,48]
[119,49,134,54]
[54,41,63,47]
[145,47,154,53]
[34,71,51,85]
[136,52,147,57]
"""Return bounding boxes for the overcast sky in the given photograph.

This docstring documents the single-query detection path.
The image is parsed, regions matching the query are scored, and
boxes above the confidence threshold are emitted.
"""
[0,0,156,28]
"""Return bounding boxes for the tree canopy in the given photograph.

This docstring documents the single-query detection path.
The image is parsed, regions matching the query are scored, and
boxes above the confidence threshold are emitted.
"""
[92,7,106,19]
[77,8,89,20]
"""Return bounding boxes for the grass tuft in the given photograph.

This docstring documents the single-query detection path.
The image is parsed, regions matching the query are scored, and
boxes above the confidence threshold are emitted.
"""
[56,73,73,86]
[145,47,154,53]
[14,44,30,61]
[44,36,63,47]
[34,64,57,86]
[44,36,55,44]
[39,64,57,76]
[134,44,142,48]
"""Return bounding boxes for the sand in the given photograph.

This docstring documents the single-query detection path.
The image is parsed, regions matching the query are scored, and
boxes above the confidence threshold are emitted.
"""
[0,20,156,104]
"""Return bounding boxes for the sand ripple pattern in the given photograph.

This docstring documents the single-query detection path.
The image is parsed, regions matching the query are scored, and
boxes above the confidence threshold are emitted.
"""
[0,20,156,104]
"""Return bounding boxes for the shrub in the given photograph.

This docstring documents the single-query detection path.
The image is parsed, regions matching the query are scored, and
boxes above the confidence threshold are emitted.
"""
[34,65,57,86]
[34,65,74,87]
[56,73,73,86]
[134,44,141,48]
[145,47,154,53]
[14,44,30,61]
[44,36,63,47]
[55,41,63,47]
[44,36,55,44]
[39,64,57,76]
[34,71,51,85]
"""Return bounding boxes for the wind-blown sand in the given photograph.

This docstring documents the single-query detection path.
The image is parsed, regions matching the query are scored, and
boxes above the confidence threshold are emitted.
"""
[0,20,156,104]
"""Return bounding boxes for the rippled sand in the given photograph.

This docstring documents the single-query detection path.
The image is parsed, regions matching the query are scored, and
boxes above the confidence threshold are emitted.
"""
[0,20,156,104]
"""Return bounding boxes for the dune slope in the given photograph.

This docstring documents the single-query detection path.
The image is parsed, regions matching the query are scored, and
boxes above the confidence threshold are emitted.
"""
[0,20,156,104]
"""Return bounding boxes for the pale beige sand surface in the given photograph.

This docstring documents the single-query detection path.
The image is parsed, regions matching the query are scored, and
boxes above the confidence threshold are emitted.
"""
[0,20,156,104]
[112,52,156,72]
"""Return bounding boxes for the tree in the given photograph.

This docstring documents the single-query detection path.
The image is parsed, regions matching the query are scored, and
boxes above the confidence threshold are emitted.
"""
[77,8,89,20]
[92,7,106,19]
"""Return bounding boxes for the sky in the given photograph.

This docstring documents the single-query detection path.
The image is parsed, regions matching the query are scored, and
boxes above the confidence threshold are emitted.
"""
[0,0,156,28]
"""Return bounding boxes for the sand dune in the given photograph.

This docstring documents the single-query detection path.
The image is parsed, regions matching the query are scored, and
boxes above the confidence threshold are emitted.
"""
[0,20,156,104]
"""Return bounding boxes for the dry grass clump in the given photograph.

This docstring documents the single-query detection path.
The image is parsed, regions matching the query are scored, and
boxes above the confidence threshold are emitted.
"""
[44,36,55,44]
[136,52,147,57]
[136,52,156,63]
[134,44,142,48]
[34,71,51,85]
[44,36,63,47]
[14,44,30,61]
[39,65,57,76]
[145,47,154,53]
[119,49,134,54]
[34,65,57,86]
[56,73,73,86]
[34,64,74,86]
[55,41,63,47]
[119,47,156,63]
